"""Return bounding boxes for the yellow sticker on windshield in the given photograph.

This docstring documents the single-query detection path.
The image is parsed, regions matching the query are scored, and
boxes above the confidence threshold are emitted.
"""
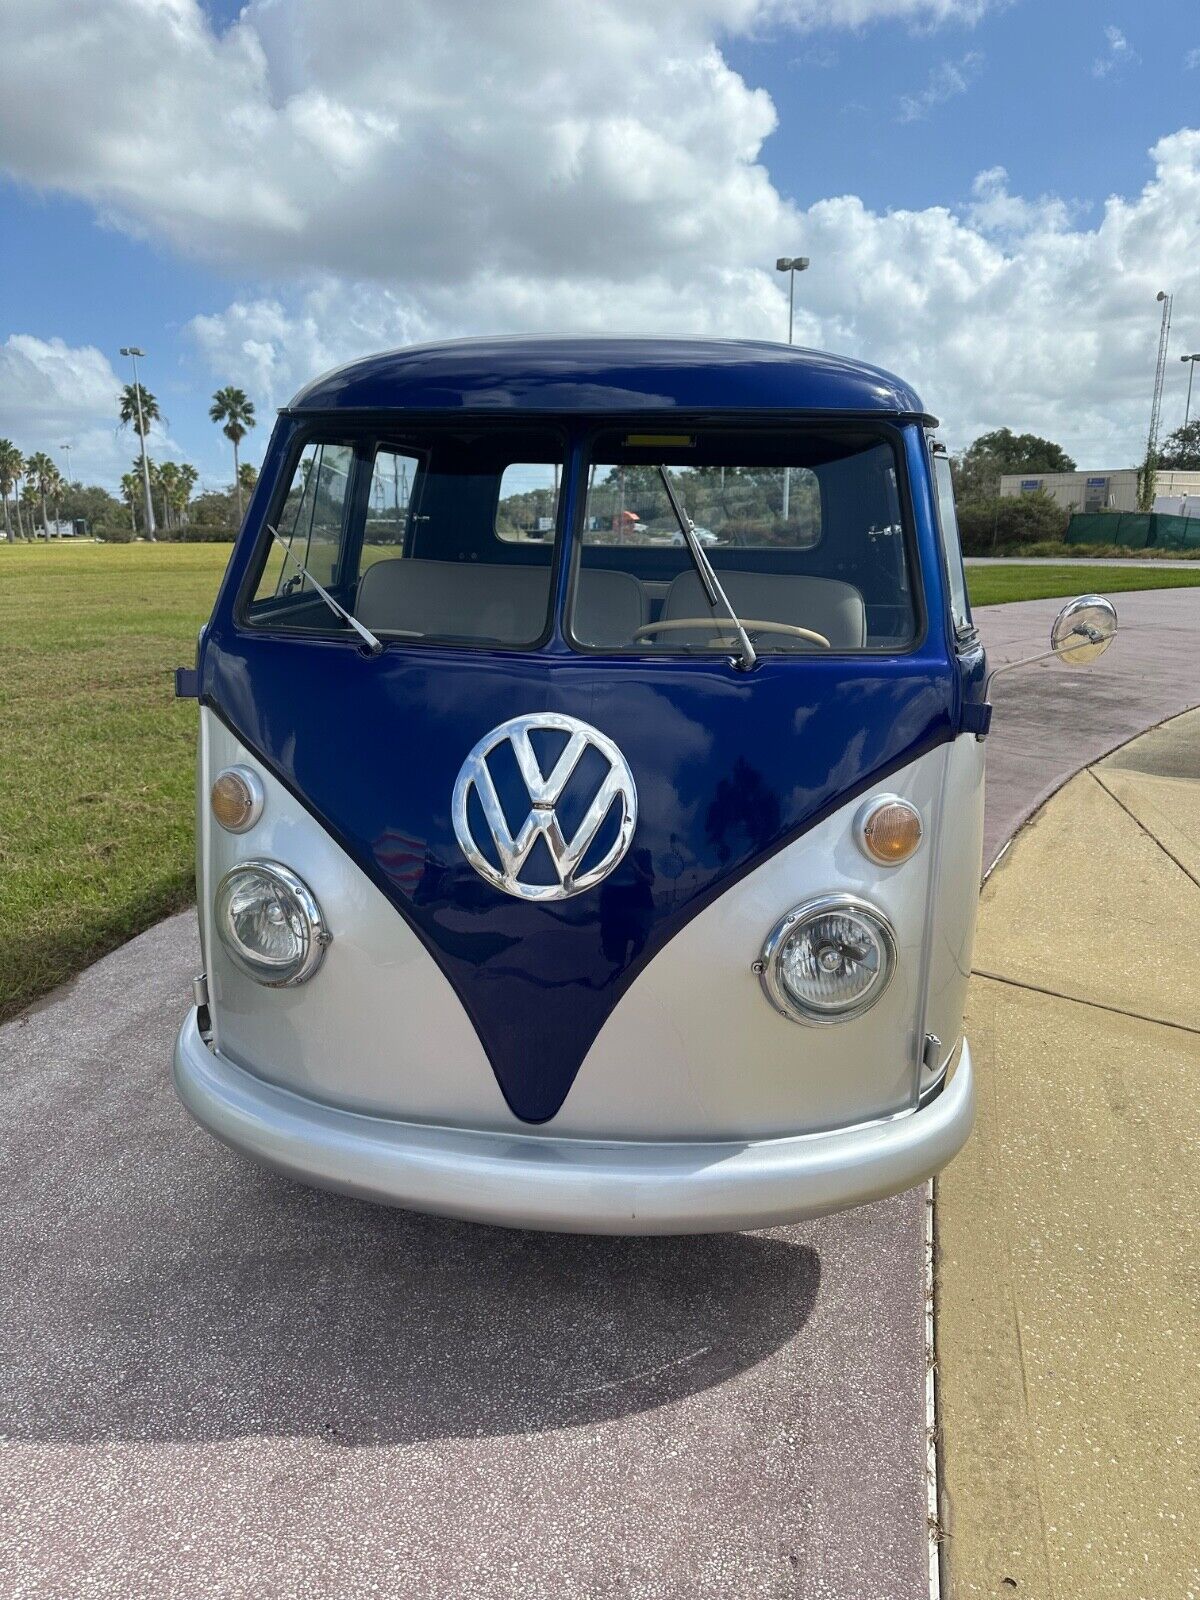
[623,434,696,448]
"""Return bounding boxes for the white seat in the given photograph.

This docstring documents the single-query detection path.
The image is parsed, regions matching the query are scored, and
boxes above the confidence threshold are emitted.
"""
[357,559,547,642]
[571,567,648,646]
[356,558,647,647]
[661,569,866,650]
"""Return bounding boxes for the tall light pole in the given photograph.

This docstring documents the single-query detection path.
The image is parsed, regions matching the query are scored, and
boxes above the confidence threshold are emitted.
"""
[1182,353,1200,430]
[775,256,810,518]
[120,345,157,539]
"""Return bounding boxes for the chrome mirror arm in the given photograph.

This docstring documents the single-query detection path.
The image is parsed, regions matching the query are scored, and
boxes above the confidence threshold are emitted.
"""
[983,624,1105,698]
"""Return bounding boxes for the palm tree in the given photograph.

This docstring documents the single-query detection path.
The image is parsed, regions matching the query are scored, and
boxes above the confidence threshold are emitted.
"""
[178,463,198,527]
[13,458,27,540]
[131,457,155,534]
[209,387,256,524]
[0,440,22,541]
[118,382,161,436]
[48,464,64,536]
[20,480,39,538]
[147,459,165,531]
[157,461,180,532]
[25,452,55,538]
[119,382,161,542]
[120,471,140,535]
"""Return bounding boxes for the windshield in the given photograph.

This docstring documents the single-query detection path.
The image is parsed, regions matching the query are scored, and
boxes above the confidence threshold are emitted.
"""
[241,421,918,655]
[568,428,917,653]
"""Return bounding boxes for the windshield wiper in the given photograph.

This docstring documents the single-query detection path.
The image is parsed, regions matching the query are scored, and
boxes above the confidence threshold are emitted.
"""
[658,467,756,671]
[266,525,383,656]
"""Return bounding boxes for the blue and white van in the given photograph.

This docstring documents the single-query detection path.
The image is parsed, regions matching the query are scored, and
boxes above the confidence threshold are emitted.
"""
[171,337,1108,1233]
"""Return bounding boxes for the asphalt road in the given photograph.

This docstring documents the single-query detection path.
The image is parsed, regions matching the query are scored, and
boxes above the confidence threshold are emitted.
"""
[2,587,1198,1599]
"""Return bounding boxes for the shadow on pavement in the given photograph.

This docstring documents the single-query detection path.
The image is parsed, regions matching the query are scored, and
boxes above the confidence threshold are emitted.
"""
[2,1153,820,1448]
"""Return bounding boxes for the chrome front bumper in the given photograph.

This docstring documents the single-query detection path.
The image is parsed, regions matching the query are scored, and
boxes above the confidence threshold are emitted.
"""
[173,1009,975,1234]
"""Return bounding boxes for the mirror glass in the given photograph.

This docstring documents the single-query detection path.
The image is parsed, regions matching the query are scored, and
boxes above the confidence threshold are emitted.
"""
[1051,594,1118,665]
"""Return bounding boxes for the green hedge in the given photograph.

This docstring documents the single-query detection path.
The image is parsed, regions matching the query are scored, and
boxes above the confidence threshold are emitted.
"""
[165,525,238,543]
[956,491,1069,556]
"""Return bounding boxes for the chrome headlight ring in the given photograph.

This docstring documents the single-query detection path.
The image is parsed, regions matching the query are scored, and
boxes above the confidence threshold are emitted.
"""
[758,893,897,1025]
[214,859,331,987]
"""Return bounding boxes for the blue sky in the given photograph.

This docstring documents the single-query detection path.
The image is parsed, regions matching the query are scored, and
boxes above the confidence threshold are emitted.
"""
[729,1,1199,216]
[1,0,1198,492]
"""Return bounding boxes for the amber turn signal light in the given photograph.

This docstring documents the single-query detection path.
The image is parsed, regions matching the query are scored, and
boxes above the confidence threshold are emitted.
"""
[857,797,923,865]
[211,765,265,834]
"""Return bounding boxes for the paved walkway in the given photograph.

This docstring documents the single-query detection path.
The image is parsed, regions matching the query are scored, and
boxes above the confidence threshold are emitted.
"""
[977,587,1200,864]
[936,709,1200,1597]
[0,588,1196,1599]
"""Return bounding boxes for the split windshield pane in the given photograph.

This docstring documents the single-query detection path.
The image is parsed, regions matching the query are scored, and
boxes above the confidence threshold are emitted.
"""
[569,429,916,653]
[245,427,563,647]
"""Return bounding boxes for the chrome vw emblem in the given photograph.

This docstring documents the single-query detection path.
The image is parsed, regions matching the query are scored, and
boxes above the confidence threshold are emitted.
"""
[451,713,637,901]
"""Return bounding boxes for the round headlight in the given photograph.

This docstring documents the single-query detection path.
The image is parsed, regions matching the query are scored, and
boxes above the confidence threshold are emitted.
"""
[759,895,895,1024]
[211,765,264,833]
[214,860,329,986]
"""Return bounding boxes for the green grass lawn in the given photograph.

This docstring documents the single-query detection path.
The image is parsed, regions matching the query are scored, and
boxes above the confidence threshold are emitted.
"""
[0,542,232,1020]
[964,563,1200,607]
[3,542,1199,1021]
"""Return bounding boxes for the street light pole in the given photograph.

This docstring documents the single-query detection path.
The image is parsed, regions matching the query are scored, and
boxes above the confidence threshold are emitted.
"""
[120,346,157,540]
[1182,354,1200,430]
[775,255,810,519]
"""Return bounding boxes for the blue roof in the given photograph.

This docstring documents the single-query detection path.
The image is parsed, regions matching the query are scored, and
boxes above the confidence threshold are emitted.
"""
[288,336,928,418]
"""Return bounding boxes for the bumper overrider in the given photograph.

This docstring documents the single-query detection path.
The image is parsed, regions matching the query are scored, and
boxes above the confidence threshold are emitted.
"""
[173,1010,974,1234]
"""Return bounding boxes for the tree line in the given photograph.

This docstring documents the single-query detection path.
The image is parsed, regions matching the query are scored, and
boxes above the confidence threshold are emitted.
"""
[949,420,1200,555]
[0,384,257,542]
[6,398,1197,549]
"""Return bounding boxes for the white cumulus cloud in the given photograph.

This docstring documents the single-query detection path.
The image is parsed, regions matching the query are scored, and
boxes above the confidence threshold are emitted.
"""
[185,130,1200,468]
[0,335,185,485]
[0,0,994,286]
[0,336,121,434]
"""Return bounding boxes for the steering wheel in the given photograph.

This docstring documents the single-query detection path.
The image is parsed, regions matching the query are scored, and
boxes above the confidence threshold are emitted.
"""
[632,618,832,650]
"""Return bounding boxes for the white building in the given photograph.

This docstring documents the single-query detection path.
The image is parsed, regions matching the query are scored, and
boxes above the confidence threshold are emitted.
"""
[999,468,1200,514]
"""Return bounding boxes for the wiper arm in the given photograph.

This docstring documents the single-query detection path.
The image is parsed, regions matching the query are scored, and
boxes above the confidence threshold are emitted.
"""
[266,525,383,656]
[658,466,756,671]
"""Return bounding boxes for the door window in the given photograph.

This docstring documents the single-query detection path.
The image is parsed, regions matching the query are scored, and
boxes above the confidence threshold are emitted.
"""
[250,440,353,606]
[932,450,973,641]
[495,462,561,542]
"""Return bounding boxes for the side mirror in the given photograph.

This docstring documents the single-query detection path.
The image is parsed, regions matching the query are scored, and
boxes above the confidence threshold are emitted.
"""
[983,593,1118,714]
[1050,594,1118,666]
